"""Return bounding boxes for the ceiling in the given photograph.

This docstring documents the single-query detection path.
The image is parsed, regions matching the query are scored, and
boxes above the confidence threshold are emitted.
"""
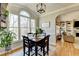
[16,3,75,16]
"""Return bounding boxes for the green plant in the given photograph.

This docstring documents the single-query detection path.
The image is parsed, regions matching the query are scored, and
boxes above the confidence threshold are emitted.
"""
[3,9,9,18]
[36,27,43,34]
[0,28,16,48]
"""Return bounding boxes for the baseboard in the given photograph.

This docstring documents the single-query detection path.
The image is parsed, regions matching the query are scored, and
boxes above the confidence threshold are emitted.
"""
[49,43,56,47]
[0,47,22,56]
[74,43,79,49]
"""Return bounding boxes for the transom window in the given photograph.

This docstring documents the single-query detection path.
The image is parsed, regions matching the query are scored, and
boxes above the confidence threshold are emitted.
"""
[20,11,30,17]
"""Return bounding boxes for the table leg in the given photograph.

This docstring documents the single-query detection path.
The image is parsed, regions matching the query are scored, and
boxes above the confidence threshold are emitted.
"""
[35,43,38,56]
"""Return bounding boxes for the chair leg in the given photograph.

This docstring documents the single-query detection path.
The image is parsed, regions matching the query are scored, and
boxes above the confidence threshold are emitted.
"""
[43,47,45,56]
[47,44,49,55]
[35,44,38,56]
[28,47,30,56]
[41,47,42,51]
[23,46,25,56]
[30,47,32,51]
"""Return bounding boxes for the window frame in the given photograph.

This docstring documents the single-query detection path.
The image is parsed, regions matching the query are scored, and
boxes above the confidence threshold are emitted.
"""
[8,13,19,42]
[8,11,36,42]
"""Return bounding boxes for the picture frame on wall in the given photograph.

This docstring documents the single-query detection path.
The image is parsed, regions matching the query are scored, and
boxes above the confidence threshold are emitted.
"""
[42,22,50,28]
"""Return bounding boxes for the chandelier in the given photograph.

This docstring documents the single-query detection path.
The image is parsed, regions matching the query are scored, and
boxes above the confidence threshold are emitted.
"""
[36,3,46,14]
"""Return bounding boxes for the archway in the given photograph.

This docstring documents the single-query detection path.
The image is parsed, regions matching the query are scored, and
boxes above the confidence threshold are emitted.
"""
[55,15,62,42]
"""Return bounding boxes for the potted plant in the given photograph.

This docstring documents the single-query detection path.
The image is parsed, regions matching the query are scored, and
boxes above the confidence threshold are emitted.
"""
[3,9,9,19]
[0,28,16,51]
[36,27,43,34]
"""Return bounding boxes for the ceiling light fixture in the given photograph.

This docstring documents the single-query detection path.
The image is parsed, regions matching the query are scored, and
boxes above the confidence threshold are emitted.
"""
[36,3,46,14]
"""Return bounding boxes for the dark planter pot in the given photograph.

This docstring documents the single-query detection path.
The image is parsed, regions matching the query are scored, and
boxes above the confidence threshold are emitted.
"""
[5,44,11,51]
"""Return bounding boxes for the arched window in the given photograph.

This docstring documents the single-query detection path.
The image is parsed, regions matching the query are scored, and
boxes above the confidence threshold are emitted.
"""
[9,10,35,41]
[20,11,30,17]
[20,11,31,40]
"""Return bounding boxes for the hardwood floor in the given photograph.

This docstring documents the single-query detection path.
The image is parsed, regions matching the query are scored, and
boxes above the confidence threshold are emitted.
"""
[55,40,79,56]
[1,38,79,56]
[0,47,22,56]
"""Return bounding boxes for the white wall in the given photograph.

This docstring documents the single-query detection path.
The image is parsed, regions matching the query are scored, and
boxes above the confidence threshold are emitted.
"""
[39,14,57,52]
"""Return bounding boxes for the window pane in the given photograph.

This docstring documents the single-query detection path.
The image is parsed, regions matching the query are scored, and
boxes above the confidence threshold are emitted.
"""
[9,14,18,27]
[9,13,18,41]
[9,28,18,41]
[20,11,30,17]
[13,15,18,27]
[31,19,35,33]
[20,28,30,40]
[9,14,14,27]
[31,28,35,33]
[20,16,29,27]
[31,19,35,28]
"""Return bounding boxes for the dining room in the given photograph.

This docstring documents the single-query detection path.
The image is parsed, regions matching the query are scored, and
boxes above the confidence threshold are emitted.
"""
[0,3,56,56]
[0,3,76,56]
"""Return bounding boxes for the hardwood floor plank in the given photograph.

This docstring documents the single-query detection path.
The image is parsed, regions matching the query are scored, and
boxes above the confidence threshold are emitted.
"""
[55,40,79,56]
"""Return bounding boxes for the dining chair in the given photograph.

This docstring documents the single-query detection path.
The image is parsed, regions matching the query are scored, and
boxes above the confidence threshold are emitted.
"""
[27,33,35,51]
[23,36,35,56]
[37,35,50,56]
[43,35,50,55]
